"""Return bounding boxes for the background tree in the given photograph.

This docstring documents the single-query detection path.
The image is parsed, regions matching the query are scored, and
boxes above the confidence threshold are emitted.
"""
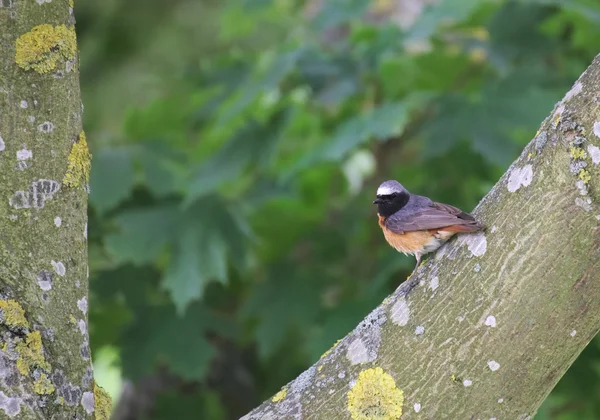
[0,1,109,419]
[72,0,600,418]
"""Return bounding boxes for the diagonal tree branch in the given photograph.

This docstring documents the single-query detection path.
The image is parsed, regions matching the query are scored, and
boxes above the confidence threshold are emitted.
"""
[242,53,600,419]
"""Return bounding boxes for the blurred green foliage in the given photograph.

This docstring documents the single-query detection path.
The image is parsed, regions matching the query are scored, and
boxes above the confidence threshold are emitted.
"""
[77,0,600,418]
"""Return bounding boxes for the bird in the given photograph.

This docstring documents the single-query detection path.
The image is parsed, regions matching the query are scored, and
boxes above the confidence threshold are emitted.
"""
[373,180,484,269]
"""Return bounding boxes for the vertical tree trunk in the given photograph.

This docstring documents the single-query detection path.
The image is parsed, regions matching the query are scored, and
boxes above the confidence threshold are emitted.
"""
[0,2,110,418]
[242,55,600,419]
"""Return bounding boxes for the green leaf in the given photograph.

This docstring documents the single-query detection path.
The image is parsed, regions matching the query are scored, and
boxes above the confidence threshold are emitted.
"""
[406,0,482,42]
[154,390,226,420]
[163,223,227,314]
[288,97,425,176]
[121,303,232,381]
[421,78,559,165]
[89,148,135,214]
[162,199,252,313]
[218,52,301,125]
[186,108,292,203]
[310,0,371,30]
[240,265,323,359]
[105,205,178,265]
[136,141,186,197]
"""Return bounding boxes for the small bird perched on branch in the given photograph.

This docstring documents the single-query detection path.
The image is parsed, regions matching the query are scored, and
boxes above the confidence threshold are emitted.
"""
[373,180,484,269]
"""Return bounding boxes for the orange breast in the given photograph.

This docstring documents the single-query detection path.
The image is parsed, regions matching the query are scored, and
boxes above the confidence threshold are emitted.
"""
[378,215,457,255]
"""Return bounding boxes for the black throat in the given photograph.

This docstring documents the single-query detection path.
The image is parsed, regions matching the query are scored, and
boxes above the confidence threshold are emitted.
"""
[377,192,410,218]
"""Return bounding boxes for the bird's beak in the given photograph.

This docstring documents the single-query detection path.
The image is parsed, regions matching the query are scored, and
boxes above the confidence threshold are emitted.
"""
[373,198,382,204]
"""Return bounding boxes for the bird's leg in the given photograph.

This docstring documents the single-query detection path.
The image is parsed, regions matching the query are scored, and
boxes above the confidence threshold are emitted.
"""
[414,253,422,270]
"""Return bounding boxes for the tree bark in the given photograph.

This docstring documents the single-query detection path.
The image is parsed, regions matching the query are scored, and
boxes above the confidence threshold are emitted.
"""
[242,54,600,419]
[0,2,109,419]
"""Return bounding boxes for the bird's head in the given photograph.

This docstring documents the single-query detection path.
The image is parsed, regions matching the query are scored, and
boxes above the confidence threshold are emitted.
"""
[373,180,410,217]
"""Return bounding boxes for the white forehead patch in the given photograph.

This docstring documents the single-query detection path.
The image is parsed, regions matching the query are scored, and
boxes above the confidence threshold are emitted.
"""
[377,185,398,195]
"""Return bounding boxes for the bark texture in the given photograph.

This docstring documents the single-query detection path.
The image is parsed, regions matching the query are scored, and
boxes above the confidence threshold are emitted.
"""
[242,55,600,419]
[0,2,108,419]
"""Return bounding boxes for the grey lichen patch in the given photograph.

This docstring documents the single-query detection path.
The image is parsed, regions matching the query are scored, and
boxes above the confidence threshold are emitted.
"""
[81,391,94,414]
[262,365,317,419]
[37,270,53,291]
[343,307,385,365]
[290,366,316,395]
[575,197,593,212]
[77,297,87,314]
[534,131,548,151]
[77,319,86,336]
[485,315,497,327]
[51,260,65,276]
[54,216,62,227]
[429,276,439,291]
[563,81,583,102]
[9,179,60,209]
[0,391,21,417]
[487,360,501,371]
[37,122,55,133]
[82,366,93,388]
[588,145,600,165]
[593,121,600,138]
[57,381,82,407]
[457,232,487,257]
[15,147,32,170]
[80,342,90,360]
[415,325,425,335]
[390,298,410,326]
[16,148,31,161]
[346,337,377,365]
[0,136,5,152]
[576,180,589,196]
[507,165,533,192]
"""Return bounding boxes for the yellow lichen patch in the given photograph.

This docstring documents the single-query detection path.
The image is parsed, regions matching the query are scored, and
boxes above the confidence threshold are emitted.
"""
[468,47,487,63]
[347,367,404,420]
[471,27,489,41]
[271,387,287,403]
[15,24,77,74]
[34,373,55,395]
[579,169,592,184]
[320,339,342,359]
[15,331,50,375]
[63,131,91,188]
[69,0,74,7]
[445,44,461,56]
[94,382,113,420]
[0,300,30,329]
[569,146,587,160]
[553,112,562,127]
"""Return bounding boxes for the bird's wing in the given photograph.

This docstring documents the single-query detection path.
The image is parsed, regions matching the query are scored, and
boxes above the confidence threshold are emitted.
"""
[385,202,479,234]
